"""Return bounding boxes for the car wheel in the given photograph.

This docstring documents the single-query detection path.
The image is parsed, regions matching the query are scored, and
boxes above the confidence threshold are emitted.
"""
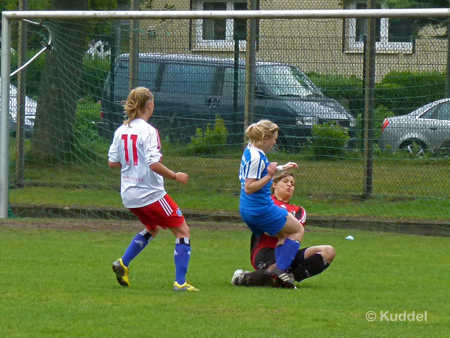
[400,140,426,156]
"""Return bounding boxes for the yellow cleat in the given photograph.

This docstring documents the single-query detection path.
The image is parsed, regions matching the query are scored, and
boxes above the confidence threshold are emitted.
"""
[173,281,199,292]
[112,258,130,287]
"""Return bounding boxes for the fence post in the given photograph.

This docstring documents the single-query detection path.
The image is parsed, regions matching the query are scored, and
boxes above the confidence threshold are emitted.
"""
[15,0,28,187]
[129,0,139,90]
[363,0,376,198]
[244,0,257,141]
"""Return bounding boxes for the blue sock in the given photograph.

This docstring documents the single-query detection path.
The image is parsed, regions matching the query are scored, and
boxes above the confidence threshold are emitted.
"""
[275,245,282,262]
[174,238,191,285]
[122,230,152,267]
[276,238,301,271]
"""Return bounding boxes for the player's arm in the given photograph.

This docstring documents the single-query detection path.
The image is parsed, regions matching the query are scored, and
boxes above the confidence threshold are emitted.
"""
[276,162,298,171]
[244,162,278,195]
[108,132,122,169]
[150,162,188,184]
[108,161,122,169]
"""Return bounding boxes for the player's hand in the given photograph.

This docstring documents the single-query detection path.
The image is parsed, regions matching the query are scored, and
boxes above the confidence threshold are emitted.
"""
[174,172,189,184]
[281,162,298,170]
[267,162,279,177]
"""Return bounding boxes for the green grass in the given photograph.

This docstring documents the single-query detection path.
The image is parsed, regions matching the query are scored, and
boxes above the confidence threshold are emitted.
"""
[7,142,450,221]
[1,221,449,337]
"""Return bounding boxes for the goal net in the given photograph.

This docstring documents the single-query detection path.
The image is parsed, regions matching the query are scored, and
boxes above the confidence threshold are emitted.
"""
[1,7,450,234]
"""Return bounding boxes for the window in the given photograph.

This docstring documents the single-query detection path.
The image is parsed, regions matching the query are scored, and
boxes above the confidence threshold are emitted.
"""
[422,103,450,121]
[223,67,246,99]
[160,64,216,94]
[191,0,254,50]
[113,62,159,99]
[346,1,414,53]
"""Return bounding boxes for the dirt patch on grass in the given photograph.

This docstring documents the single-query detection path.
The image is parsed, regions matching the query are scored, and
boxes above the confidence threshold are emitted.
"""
[0,218,248,232]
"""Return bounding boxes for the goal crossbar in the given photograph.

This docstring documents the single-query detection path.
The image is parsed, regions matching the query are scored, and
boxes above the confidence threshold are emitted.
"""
[3,8,450,20]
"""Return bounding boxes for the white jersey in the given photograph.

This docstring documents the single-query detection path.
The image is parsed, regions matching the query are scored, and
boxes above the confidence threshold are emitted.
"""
[108,118,166,208]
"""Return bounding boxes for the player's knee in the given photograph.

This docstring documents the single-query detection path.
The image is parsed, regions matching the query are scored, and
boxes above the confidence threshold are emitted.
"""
[298,223,305,236]
[323,245,336,263]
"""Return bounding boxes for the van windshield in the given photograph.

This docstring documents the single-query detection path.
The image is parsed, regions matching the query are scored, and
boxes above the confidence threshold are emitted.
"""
[257,65,322,97]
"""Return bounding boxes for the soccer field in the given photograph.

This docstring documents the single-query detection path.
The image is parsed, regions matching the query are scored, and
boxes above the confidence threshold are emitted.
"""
[0,219,448,337]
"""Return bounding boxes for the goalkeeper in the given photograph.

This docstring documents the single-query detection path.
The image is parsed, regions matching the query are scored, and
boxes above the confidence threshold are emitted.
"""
[231,170,335,288]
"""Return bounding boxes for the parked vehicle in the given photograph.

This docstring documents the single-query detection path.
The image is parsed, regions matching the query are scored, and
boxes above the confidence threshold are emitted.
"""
[98,53,356,147]
[380,98,450,155]
[0,79,36,138]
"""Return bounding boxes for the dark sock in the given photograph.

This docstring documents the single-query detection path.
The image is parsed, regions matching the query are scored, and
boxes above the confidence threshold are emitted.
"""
[292,253,329,282]
[174,238,191,285]
[277,238,301,271]
[240,270,274,287]
[122,230,153,267]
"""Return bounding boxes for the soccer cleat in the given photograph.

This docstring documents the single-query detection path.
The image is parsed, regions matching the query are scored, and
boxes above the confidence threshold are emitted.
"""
[231,269,244,285]
[231,269,251,286]
[267,265,296,289]
[112,258,130,287]
[173,281,199,292]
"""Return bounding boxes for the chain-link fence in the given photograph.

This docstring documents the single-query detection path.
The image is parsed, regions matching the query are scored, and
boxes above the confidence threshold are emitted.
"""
[2,3,450,230]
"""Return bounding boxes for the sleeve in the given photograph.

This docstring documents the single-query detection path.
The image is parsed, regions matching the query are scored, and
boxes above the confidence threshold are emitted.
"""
[246,150,266,180]
[144,127,163,166]
[108,130,120,163]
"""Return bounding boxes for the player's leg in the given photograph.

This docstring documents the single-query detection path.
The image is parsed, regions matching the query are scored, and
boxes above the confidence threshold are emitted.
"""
[122,228,159,266]
[231,269,274,287]
[112,228,159,287]
[169,221,195,288]
[112,205,161,287]
[237,248,278,287]
[268,213,304,288]
[162,194,198,292]
[291,245,335,282]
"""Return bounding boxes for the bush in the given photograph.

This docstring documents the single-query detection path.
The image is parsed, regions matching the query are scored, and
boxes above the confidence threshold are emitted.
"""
[309,122,349,159]
[10,49,46,99]
[8,51,110,101]
[72,97,105,161]
[79,56,110,101]
[376,71,446,116]
[356,105,395,144]
[188,116,229,155]
[307,72,364,114]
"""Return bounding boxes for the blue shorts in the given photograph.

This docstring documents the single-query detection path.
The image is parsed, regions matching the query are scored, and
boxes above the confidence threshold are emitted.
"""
[239,203,289,237]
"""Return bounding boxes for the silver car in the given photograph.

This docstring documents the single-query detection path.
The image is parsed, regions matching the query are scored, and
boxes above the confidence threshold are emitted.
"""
[380,98,450,154]
[0,79,36,138]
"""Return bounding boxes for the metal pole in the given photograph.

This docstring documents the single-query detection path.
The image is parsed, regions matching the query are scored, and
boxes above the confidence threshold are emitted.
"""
[233,38,239,118]
[361,34,367,151]
[16,0,28,186]
[363,0,376,198]
[444,3,450,97]
[129,0,139,90]
[0,16,12,218]
[4,9,450,20]
[244,0,257,141]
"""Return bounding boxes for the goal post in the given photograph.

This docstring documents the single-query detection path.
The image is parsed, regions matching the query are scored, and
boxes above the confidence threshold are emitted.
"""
[2,8,450,220]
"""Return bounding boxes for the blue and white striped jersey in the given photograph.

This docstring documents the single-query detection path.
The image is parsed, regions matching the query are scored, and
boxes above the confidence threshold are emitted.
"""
[239,145,273,211]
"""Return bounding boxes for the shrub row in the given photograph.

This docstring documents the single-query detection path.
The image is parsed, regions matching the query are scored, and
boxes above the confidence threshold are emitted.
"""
[308,70,447,117]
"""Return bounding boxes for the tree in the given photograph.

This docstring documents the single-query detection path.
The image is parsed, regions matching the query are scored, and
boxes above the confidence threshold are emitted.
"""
[30,0,89,162]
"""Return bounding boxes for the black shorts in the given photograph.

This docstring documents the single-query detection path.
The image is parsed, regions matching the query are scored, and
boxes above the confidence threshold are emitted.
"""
[254,247,309,270]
